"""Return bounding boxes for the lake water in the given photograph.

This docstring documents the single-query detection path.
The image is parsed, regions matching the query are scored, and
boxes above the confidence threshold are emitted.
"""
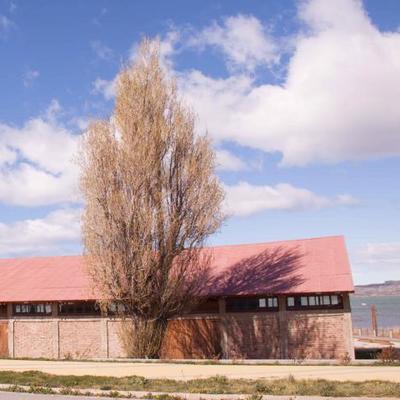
[350,295,400,328]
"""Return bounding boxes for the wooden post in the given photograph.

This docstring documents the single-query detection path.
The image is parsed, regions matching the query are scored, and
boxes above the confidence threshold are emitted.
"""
[218,298,228,359]
[371,305,378,336]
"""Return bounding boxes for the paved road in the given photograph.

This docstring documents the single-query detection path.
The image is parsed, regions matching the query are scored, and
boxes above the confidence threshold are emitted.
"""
[0,359,400,382]
[0,393,399,400]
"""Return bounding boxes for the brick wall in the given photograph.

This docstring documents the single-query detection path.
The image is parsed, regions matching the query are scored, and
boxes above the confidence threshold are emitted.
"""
[161,317,222,359]
[223,314,280,359]
[4,301,353,360]
[59,320,105,359]
[287,311,352,359]
[108,320,127,358]
[13,320,58,358]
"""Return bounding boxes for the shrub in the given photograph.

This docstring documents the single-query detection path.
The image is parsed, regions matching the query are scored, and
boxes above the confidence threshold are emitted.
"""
[378,346,400,364]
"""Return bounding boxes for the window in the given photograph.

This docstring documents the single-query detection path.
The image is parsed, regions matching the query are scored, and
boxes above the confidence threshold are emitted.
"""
[286,294,343,310]
[226,296,279,312]
[322,295,331,305]
[13,303,52,316]
[308,296,317,306]
[58,301,100,316]
[0,304,7,318]
[107,302,126,315]
[268,297,278,308]
[331,295,339,305]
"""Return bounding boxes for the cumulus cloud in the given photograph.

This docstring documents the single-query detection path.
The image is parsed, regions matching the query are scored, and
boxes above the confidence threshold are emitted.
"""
[91,1,400,166]
[216,149,249,171]
[190,14,279,72]
[177,0,400,166]
[0,208,81,257]
[0,101,81,206]
[223,181,358,217]
[92,77,117,100]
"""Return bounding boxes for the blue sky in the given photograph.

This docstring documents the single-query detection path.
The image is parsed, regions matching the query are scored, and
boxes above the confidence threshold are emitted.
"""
[0,0,399,284]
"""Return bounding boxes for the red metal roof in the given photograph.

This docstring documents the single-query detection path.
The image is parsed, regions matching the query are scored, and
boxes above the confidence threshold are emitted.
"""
[0,236,353,303]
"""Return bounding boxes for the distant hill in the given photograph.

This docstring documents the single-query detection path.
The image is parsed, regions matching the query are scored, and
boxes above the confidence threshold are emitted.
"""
[354,280,400,296]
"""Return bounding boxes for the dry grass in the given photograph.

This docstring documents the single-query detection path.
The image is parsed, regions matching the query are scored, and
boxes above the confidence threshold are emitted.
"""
[0,370,399,397]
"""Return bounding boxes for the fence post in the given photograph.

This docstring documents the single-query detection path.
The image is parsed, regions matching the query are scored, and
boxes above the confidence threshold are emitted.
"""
[371,305,378,337]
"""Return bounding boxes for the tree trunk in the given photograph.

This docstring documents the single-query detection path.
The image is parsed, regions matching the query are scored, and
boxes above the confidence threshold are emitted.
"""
[119,316,168,358]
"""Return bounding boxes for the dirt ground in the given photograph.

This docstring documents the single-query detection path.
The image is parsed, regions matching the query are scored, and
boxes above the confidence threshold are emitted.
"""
[0,359,399,382]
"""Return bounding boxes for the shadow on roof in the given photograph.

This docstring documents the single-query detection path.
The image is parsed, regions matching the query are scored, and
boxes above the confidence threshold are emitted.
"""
[204,246,306,296]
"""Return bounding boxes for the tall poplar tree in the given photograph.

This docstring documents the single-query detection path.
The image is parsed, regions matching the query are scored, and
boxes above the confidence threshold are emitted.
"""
[80,39,224,358]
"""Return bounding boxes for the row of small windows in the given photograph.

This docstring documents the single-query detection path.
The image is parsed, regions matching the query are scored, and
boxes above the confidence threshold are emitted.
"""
[226,296,278,313]
[14,304,52,315]
[286,294,342,309]
[11,302,123,317]
[7,295,344,317]
[193,294,343,313]
[59,302,100,315]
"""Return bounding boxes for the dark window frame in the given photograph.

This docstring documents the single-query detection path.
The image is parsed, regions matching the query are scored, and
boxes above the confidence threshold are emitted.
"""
[58,301,101,316]
[0,304,7,318]
[286,294,344,310]
[13,303,52,316]
[226,296,279,313]
[190,298,220,314]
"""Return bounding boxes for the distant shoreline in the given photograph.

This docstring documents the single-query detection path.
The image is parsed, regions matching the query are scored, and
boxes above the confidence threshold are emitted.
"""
[354,280,400,296]
[352,293,400,296]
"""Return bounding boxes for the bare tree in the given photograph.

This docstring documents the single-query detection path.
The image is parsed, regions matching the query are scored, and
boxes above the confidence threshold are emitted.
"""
[79,39,224,358]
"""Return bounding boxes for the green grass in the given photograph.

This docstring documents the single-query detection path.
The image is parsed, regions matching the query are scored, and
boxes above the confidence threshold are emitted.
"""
[0,371,400,397]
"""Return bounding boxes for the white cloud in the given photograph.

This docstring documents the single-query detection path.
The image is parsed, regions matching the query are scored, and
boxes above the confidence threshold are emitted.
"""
[92,77,117,100]
[89,0,400,166]
[0,145,16,165]
[216,149,248,171]
[0,208,81,257]
[356,242,400,265]
[71,117,90,131]
[176,0,400,166]
[22,69,40,87]
[223,181,358,217]
[352,241,400,283]
[0,101,81,206]
[191,14,279,72]
[91,40,114,61]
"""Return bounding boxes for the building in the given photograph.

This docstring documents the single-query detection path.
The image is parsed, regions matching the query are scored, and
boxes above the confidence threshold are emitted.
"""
[0,235,354,360]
